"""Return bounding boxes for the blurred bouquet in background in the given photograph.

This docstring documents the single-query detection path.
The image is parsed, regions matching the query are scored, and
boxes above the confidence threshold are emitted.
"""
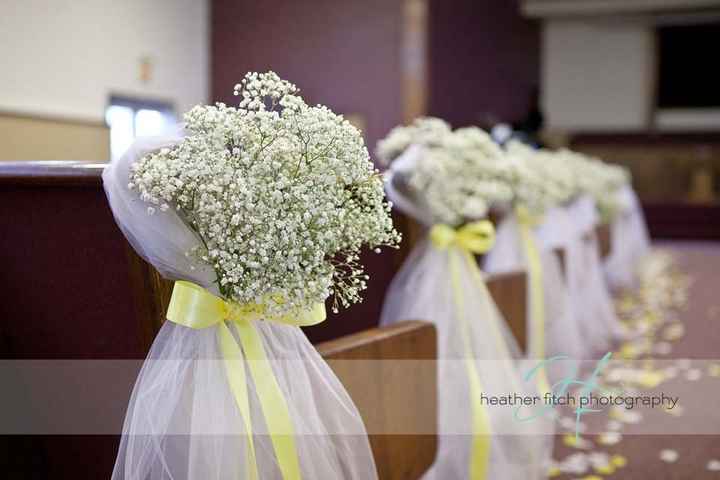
[377,118,515,225]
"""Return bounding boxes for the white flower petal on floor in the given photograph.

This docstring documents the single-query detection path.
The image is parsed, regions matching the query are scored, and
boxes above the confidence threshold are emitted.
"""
[597,431,622,445]
[659,449,679,463]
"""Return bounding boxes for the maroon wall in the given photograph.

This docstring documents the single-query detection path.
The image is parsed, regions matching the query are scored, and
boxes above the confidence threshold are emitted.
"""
[428,0,540,128]
[211,0,405,154]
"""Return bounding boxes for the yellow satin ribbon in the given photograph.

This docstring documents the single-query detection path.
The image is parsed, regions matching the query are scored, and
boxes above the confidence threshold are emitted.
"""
[431,220,495,479]
[430,221,495,253]
[166,281,325,480]
[516,206,551,396]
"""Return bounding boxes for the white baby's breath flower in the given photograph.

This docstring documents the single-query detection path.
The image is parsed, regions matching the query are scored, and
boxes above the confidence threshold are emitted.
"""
[505,140,631,219]
[379,121,516,226]
[375,117,452,166]
[130,71,401,314]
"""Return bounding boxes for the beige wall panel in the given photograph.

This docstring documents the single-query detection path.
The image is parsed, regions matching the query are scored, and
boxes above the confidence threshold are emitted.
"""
[0,114,109,161]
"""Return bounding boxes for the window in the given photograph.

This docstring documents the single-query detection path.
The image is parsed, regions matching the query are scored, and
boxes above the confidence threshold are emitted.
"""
[105,96,176,160]
[655,22,720,131]
[657,22,720,109]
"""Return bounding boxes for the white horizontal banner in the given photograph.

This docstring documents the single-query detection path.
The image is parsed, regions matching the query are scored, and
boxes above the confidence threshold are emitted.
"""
[0,358,718,435]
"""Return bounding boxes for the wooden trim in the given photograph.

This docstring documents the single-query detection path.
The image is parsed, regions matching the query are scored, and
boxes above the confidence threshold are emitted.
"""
[401,0,429,123]
[0,161,104,186]
[316,320,435,359]
[522,0,720,18]
[570,131,720,145]
[0,109,106,128]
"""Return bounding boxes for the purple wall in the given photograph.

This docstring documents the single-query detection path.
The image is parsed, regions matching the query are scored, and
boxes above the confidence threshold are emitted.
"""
[212,0,405,154]
[428,0,540,128]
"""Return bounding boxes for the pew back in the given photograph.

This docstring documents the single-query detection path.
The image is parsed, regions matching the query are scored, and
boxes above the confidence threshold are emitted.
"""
[0,161,439,479]
[486,270,527,353]
[317,320,438,480]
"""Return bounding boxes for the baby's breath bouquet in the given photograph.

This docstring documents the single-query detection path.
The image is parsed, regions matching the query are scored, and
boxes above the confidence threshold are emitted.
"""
[504,141,632,220]
[131,71,399,314]
[378,118,514,226]
[104,72,395,480]
[376,116,453,166]
[554,148,631,222]
[505,140,581,209]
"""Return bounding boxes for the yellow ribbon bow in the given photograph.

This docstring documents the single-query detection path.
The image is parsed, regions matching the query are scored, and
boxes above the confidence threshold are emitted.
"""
[430,220,496,253]
[166,281,326,480]
[515,204,544,228]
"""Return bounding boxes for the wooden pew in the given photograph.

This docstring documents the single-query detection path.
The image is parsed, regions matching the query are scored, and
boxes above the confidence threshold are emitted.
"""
[0,161,438,479]
[317,320,437,480]
[486,270,527,353]
[596,223,612,259]
[555,223,612,280]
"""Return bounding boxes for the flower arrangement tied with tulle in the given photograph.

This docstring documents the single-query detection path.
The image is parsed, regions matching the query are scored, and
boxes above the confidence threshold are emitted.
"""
[129,71,401,314]
[504,140,631,221]
[377,117,515,226]
[555,148,631,222]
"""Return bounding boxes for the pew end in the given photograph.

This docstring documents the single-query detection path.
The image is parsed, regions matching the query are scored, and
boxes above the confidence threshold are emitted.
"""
[554,221,611,283]
[596,223,612,259]
[485,270,528,354]
[316,321,438,480]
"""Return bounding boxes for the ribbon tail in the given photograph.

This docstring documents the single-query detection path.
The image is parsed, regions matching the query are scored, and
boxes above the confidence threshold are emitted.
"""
[462,250,542,474]
[449,251,491,479]
[518,223,551,395]
[217,321,259,480]
[234,321,302,480]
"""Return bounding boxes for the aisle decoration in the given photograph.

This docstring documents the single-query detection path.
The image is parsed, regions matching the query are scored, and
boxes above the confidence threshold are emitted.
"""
[104,71,400,480]
[602,177,652,291]
[378,119,552,479]
[511,146,625,354]
[484,140,585,382]
[551,148,651,290]
[558,149,630,224]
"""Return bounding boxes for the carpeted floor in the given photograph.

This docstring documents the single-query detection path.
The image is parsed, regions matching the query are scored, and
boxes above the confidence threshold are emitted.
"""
[551,241,720,479]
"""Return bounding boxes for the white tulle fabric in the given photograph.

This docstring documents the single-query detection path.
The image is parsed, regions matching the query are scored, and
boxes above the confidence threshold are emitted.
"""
[537,197,623,356]
[483,212,584,376]
[103,136,377,480]
[380,147,552,480]
[604,185,651,291]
